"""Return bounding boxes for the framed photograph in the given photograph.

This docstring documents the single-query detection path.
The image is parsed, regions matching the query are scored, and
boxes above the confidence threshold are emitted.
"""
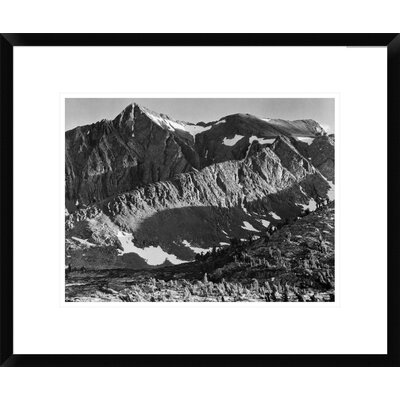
[1,34,398,366]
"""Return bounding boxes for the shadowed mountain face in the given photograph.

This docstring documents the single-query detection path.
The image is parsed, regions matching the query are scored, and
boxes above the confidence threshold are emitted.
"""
[65,102,334,270]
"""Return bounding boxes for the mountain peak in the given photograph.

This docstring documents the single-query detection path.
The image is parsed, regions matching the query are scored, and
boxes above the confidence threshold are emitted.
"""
[113,102,135,126]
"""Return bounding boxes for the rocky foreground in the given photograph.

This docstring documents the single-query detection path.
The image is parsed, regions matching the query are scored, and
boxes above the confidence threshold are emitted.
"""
[65,202,334,302]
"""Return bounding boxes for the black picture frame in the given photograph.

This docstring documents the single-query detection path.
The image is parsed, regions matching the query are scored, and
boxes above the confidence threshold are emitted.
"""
[1,33,399,367]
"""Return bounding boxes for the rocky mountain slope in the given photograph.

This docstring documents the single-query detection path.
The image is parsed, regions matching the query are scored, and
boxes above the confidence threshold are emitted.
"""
[66,104,199,211]
[65,102,334,271]
[66,103,331,208]
[66,202,334,302]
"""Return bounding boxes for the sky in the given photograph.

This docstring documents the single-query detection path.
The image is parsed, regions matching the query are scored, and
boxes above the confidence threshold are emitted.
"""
[65,98,335,133]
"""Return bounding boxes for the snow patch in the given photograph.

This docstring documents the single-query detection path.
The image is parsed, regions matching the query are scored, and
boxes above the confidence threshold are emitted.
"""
[241,204,251,215]
[166,119,186,131]
[219,242,230,246]
[223,134,244,146]
[296,137,315,145]
[182,240,212,255]
[117,231,186,265]
[249,135,276,145]
[184,120,225,136]
[296,198,317,212]
[327,181,335,201]
[183,124,212,137]
[144,110,187,133]
[269,212,281,220]
[146,113,169,129]
[146,115,228,138]
[258,219,271,228]
[261,118,271,122]
[71,236,96,247]
[241,221,260,232]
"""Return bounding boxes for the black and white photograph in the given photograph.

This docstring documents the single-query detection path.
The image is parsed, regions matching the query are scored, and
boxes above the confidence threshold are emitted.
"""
[0,11,398,398]
[65,97,335,302]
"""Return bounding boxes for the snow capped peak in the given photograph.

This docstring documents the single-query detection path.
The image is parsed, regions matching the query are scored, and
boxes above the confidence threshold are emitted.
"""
[113,102,184,133]
[140,107,188,132]
[116,102,223,137]
[113,103,328,142]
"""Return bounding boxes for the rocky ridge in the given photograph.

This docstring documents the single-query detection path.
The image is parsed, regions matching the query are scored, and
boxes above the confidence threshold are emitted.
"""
[66,103,331,209]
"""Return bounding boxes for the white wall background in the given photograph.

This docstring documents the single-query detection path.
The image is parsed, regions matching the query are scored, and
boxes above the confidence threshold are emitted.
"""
[2,0,399,399]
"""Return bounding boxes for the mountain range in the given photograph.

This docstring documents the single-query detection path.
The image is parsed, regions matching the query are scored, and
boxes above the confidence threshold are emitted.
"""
[65,102,334,271]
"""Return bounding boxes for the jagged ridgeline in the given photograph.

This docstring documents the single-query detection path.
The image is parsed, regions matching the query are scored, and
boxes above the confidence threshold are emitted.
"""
[65,102,335,302]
